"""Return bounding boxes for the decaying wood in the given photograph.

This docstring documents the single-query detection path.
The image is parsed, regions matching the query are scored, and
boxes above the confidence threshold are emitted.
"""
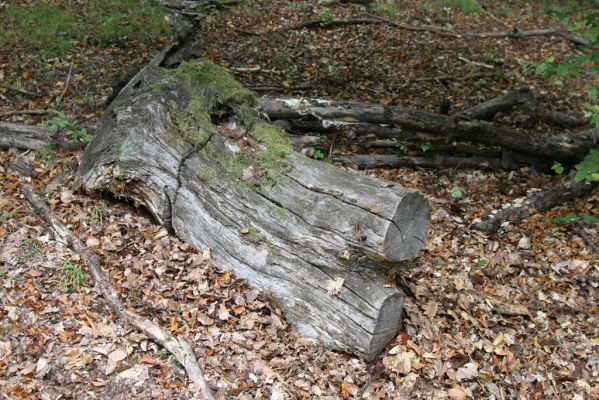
[259,97,598,163]
[75,58,430,360]
[0,121,87,151]
[472,174,599,233]
[22,184,215,400]
[335,154,519,170]
[452,87,534,120]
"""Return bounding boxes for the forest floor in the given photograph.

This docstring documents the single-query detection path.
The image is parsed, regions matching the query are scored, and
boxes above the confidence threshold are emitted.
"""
[1,1,598,399]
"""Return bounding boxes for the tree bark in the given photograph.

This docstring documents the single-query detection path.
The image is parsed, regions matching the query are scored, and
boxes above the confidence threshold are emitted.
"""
[75,58,430,361]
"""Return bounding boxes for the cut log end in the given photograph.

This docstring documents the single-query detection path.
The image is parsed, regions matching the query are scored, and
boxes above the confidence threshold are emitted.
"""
[384,192,430,261]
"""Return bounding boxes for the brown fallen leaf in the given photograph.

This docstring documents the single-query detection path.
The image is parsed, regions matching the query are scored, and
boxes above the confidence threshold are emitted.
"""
[448,386,467,400]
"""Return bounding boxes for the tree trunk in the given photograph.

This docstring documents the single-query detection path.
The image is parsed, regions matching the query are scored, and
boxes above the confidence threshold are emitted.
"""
[75,57,430,361]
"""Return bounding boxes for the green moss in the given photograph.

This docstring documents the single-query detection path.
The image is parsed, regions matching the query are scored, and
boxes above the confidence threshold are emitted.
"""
[245,228,268,244]
[252,123,293,186]
[271,206,286,219]
[196,168,217,185]
[176,60,258,127]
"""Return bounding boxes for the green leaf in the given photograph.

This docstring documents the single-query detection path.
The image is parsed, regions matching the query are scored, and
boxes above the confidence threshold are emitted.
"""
[551,162,564,174]
[476,258,489,267]
[582,212,599,224]
[564,213,579,222]
[551,215,566,224]
[450,185,464,198]
[313,149,325,160]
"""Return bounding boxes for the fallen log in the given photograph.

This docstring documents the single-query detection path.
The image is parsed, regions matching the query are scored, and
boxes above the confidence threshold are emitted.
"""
[258,97,598,163]
[0,121,87,151]
[75,58,430,361]
[472,174,599,233]
[335,154,519,170]
[21,183,215,399]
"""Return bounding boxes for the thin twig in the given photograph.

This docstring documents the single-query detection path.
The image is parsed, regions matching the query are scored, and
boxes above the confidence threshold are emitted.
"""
[1,109,54,117]
[22,184,216,400]
[55,63,73,108]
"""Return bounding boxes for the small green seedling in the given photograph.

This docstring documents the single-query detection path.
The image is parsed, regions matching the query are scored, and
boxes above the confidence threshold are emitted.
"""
[18,238,41,261]
[476,258,489,267]
[318,8,332,24]
[313,149,325,160]
[551,162,564,174]
[450,185,465,199]
[90,201,109,227]
[60,260,87,288]
[46,109,90,142]
[395,140,408,153]
[420,141,432,152]
[168,356,183,373]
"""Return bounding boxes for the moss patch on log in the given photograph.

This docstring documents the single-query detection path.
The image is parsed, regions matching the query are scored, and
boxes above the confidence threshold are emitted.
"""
[227,123,293,188]
[176,60,258,128]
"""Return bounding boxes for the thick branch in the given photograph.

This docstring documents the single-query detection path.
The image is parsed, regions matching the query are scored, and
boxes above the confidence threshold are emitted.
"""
[335,154,522,170]
[452,87,534,120]
[0,121,87,151]
[472,175,599,233]
[22,184,215,399]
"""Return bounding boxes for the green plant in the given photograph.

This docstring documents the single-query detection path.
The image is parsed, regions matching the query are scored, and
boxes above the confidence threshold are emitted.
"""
[371,2,399,18]
[476,258,489,267]
[1,0,169,67]
[419,141,433,152]
[395,139,409,153]
[450,185,465,198]
[60,260,87,288]
[18,238,41,261]
[551,211,598,225]
[313,149,325,160]
[90,201,109,227]
[319,8,333,24]
[536,4,599,128]
[34,146,58,168]
[574,149,599,182]
[46,110,90,142]
[421,0,481,13]
[75,93,94,106]
[168,356,183,373]
[551,162,565,174]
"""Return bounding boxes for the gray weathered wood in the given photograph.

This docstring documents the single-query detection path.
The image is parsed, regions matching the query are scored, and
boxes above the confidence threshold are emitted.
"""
[76,59,430,360]
[0,121,86,151]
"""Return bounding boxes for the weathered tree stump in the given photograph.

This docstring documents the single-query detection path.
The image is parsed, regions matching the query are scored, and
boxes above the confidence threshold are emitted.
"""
[75,58,430,360]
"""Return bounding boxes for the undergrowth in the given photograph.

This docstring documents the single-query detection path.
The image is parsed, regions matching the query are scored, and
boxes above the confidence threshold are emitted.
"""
[0,0,169,66]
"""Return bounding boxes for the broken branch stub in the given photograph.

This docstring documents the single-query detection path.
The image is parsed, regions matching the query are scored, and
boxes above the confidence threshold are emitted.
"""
[76,59,430,360]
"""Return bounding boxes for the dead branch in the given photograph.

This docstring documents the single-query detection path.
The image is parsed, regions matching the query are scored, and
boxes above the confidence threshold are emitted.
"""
[472,174,599,233]
[452,87,534,120]
[364,14,593,47]
[334,154,521,170]
[22,184,215,400]
[0,121,87,151]
[1,109,54,117]
[287,18,382,31]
